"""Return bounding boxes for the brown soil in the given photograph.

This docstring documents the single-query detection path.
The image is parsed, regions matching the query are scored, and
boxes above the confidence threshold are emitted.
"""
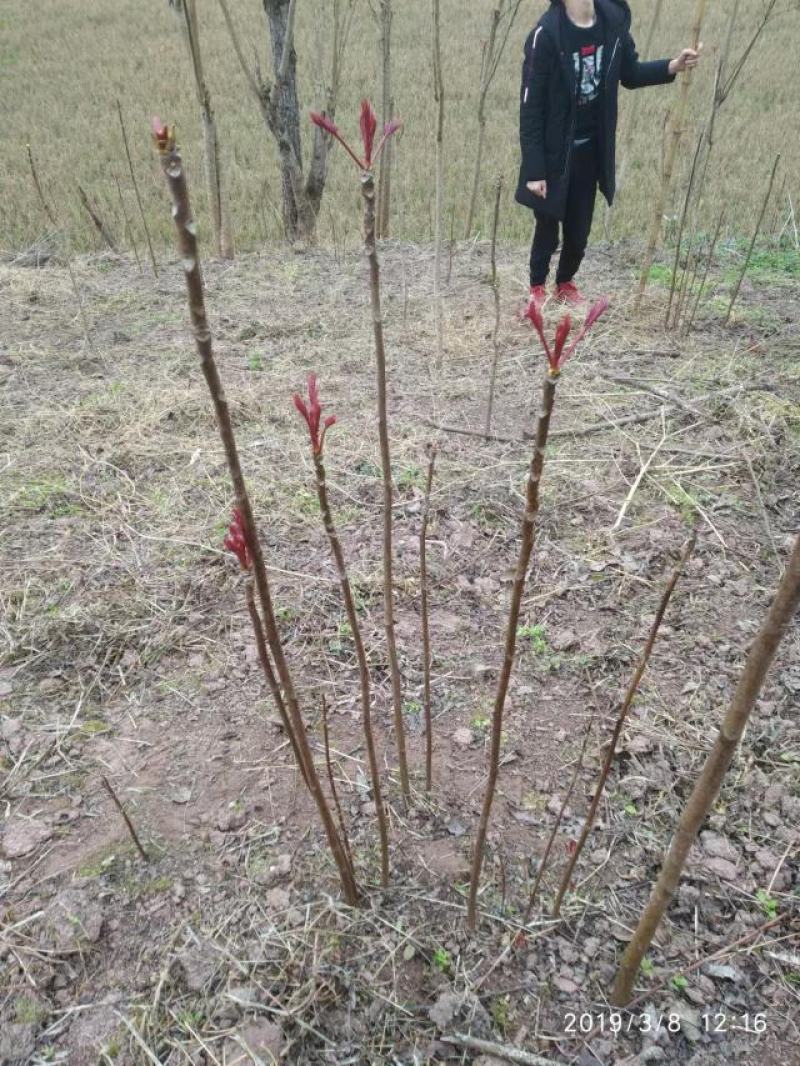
[1,240,798,1065]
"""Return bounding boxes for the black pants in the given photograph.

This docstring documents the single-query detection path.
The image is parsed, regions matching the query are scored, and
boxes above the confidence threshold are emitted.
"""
[530,139,599,287]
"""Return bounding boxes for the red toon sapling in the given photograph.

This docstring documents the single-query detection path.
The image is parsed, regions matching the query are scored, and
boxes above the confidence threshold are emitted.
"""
[294,374,391,887]
[154,118,358,905]
[310,102,412,803]
[467,295,610,930]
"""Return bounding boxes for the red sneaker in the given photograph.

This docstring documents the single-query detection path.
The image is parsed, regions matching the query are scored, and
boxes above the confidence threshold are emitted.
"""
[555,281,586,306]
[527,284,548,315]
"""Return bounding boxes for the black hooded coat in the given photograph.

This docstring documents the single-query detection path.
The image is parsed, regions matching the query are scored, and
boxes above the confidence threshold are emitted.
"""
[515,0,675,219]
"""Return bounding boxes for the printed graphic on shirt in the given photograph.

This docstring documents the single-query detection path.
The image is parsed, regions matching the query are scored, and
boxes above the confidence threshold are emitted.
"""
[573,44,604,105]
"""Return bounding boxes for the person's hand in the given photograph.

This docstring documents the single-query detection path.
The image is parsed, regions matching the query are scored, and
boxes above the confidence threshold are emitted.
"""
[527,180,547,199]
[669,43,703,75]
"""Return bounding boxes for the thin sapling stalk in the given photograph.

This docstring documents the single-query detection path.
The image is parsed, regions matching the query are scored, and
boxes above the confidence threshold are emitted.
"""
[153,120,358,906]
[552,533,696,918]
[420,444,438,792]
[466,295,610,931]
[309,104,410,803]
[294,373,391,887]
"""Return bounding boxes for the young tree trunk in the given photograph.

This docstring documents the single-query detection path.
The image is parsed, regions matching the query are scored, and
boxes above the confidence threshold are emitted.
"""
[611,533,800,1005]
[361,171,411,803]
[636,0,707,308]
[377,0,394,238]
[264,0,309,242]
[467,372,559,930]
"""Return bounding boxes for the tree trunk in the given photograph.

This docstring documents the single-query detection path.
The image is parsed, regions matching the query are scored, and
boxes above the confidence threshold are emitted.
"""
[264,0,308,242]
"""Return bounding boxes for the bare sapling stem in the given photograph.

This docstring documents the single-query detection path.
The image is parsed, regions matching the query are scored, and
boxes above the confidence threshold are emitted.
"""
[636,0,707,308]
[244,579,309,788]
[524,702,595,922]
[665,131,704,329]
[612,532,800,1006]
[178,0,231,257]
[307,430,391,887]
[102,776,149,862]
[420,444,437,792]
[724,153,781,326]
[113,172,142,272]
[118,101,159,277]
[321,695,355,874]
[26,144,57,227]
[154,121,358,905]
[361,170,411,805]
[467,374,559,931]
[377,0,394,238]
[553,534,696,917]
[466,294,609,931]
[464,1,523,238]
[432,0,445,364]
[685,207,725,334]
[78,185,117,251]
[484,176,504,438]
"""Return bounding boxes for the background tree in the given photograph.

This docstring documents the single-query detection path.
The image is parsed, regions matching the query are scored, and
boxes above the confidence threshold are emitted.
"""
[218,0,357,242]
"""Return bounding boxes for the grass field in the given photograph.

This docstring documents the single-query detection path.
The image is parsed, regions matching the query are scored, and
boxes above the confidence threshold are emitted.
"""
[1,0,798,254]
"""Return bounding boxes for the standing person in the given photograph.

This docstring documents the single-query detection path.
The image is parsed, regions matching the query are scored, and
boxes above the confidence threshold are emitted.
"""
[516,0,702,310]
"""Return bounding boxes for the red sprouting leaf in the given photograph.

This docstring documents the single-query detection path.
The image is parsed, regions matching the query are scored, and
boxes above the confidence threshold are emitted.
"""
[561,295,611,367]
[584,295,610,332]
[151,116,174,153]
[524,299,554,368]
[309,110,366,170]
[310,110,339,137]
[224,507,251,571]
[372,117,403,165]
[359,99,378,167]
[293,374,336,454]
[554,315,572,366]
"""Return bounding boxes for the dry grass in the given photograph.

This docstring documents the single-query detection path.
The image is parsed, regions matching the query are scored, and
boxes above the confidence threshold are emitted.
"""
[1,0,798,254]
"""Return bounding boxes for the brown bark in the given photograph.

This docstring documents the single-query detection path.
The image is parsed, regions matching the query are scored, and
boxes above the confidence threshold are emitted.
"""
[312,451,391,887]
[467,372,559,930]
[612,533,800,1005]
[155,130,358,905]
[361,171,411,803]
[552,535,695,917]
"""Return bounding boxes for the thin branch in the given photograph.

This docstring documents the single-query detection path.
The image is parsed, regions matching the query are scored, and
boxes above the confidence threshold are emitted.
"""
[117,101,158,276]
[524,702,595,921]
[553,534,696,917]
[101,776,149,862]
[724,153,781,325]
